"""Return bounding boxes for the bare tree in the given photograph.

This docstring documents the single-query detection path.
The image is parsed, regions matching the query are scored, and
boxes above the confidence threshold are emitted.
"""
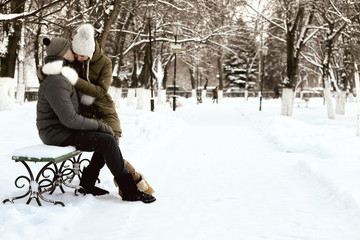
[0,0,69,78]
[245,0,317,115]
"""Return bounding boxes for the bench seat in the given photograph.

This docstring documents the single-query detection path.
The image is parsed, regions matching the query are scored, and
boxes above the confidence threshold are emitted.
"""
[12,145,80,162]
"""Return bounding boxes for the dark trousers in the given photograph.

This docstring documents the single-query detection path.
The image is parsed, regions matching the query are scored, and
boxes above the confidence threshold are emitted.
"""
[63,131,128,178]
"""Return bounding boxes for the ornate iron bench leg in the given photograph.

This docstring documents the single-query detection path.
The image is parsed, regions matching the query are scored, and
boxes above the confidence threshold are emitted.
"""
[34,162,66,206]
[3,161,35,204]
[3,161,65,207]
[49,153,89,195]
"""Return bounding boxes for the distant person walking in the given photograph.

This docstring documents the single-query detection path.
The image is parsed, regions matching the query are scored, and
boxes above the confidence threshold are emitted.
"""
[274,87,280,99]
[212,86,218,104]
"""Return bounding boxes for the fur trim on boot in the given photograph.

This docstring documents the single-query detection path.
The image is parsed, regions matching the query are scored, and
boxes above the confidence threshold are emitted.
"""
[137,173,155,195]
[114,173,156,203]
[123,160,155,195]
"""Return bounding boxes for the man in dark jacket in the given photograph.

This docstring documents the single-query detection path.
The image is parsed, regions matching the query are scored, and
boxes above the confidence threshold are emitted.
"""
[37,37,155,203]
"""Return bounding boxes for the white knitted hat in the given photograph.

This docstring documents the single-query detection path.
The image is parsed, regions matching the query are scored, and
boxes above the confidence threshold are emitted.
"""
[72,24,95,59]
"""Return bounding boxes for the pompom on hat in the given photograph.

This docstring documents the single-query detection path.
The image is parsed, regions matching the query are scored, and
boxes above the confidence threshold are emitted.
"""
[43,37,71,57]
[71,24,96,59]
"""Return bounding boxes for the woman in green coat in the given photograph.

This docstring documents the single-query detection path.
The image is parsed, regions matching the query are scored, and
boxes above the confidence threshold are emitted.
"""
[71,24,154,196]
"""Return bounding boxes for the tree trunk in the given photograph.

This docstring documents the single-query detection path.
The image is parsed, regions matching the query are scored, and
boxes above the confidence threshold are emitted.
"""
[138,44,152,88]
[130,49,138,88]
[217,56,224,90]
[100,0,122,48]
[108,86,122,108]
[323,77,335,120]
[34,25,42,68]
[0,0,25,78]
[191,89,196,98]
[189,67,196,90]
[136,87,150,110]
[335,91,346,115]
[157,89,166,105]
[161,55,172,90]
[284,28,297,89]
[201,90,206,99]
[281,88,294,116]
[113,8,134,71]
[354,63,360,136]
[0,77,15,110]
[348,93,355,103]
[127,88,136,107]
[218,90,223,101]
[16,24,25,105]
[136,87,145,109]
[156,55,166,105]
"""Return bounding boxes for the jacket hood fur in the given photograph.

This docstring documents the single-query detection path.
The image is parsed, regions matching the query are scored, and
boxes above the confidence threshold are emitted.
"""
[42,60,63,75]
[42,60,78,86]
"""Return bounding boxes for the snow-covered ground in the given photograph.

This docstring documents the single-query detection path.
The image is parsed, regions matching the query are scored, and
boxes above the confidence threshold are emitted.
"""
[1,97,360,240]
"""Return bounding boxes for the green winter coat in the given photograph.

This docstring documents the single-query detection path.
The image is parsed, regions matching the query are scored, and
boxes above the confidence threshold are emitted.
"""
[72,42,122,136]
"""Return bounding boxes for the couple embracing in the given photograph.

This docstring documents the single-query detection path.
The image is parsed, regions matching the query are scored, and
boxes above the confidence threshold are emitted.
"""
[37,24,155,203]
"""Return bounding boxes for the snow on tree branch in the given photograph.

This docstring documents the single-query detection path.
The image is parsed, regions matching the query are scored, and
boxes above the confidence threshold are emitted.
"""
[0,0,66,22]
[157,0,187,11]
[329,0,351,23]
[243,2,285,31]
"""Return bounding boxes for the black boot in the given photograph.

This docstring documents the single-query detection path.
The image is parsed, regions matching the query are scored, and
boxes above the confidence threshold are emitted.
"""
[115,173,156,204]
[79,167,109,196]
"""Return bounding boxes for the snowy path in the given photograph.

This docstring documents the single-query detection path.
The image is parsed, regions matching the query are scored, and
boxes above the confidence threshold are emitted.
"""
[143,102,360,240]
[1,99,360,240]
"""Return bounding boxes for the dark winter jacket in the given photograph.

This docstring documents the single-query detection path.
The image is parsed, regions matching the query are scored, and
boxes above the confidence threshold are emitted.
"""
[36,56,100,146]
[73,42,122,137]
[212,88,218,99]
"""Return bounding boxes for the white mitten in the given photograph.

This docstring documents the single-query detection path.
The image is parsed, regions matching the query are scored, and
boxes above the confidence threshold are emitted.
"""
[80,92,96,106]
[61,66,78,85]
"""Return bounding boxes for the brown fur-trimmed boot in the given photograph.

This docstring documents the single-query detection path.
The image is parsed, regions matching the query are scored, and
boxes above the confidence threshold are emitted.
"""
[136,173,155,195]
[114,173,156,203]
[124,159,155,195]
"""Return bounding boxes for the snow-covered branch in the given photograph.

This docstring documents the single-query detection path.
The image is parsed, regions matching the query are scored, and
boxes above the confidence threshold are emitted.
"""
[302,28,320,46]
[243,2,285,31]
[156,0,187,11]
[0,0,67,22]
[329,0,351,23]
[123,33,236,56]
[301,52,322,68]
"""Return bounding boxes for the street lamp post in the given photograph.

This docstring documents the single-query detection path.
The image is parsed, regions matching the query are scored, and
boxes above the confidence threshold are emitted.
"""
[172,23,181,111]
[196,59,200,103]
[259,45,268,111]
[146,5,154,111]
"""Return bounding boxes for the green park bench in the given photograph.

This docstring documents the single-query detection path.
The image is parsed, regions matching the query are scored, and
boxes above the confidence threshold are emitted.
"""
[3,144,91,207]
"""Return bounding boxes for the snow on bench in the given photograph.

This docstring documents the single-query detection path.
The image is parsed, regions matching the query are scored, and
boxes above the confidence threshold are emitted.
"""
[3,144,87,207]
[12,144,79,162]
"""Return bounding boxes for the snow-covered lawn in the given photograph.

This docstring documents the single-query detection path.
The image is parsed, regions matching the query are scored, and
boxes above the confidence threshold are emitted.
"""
[1,97,360,240]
